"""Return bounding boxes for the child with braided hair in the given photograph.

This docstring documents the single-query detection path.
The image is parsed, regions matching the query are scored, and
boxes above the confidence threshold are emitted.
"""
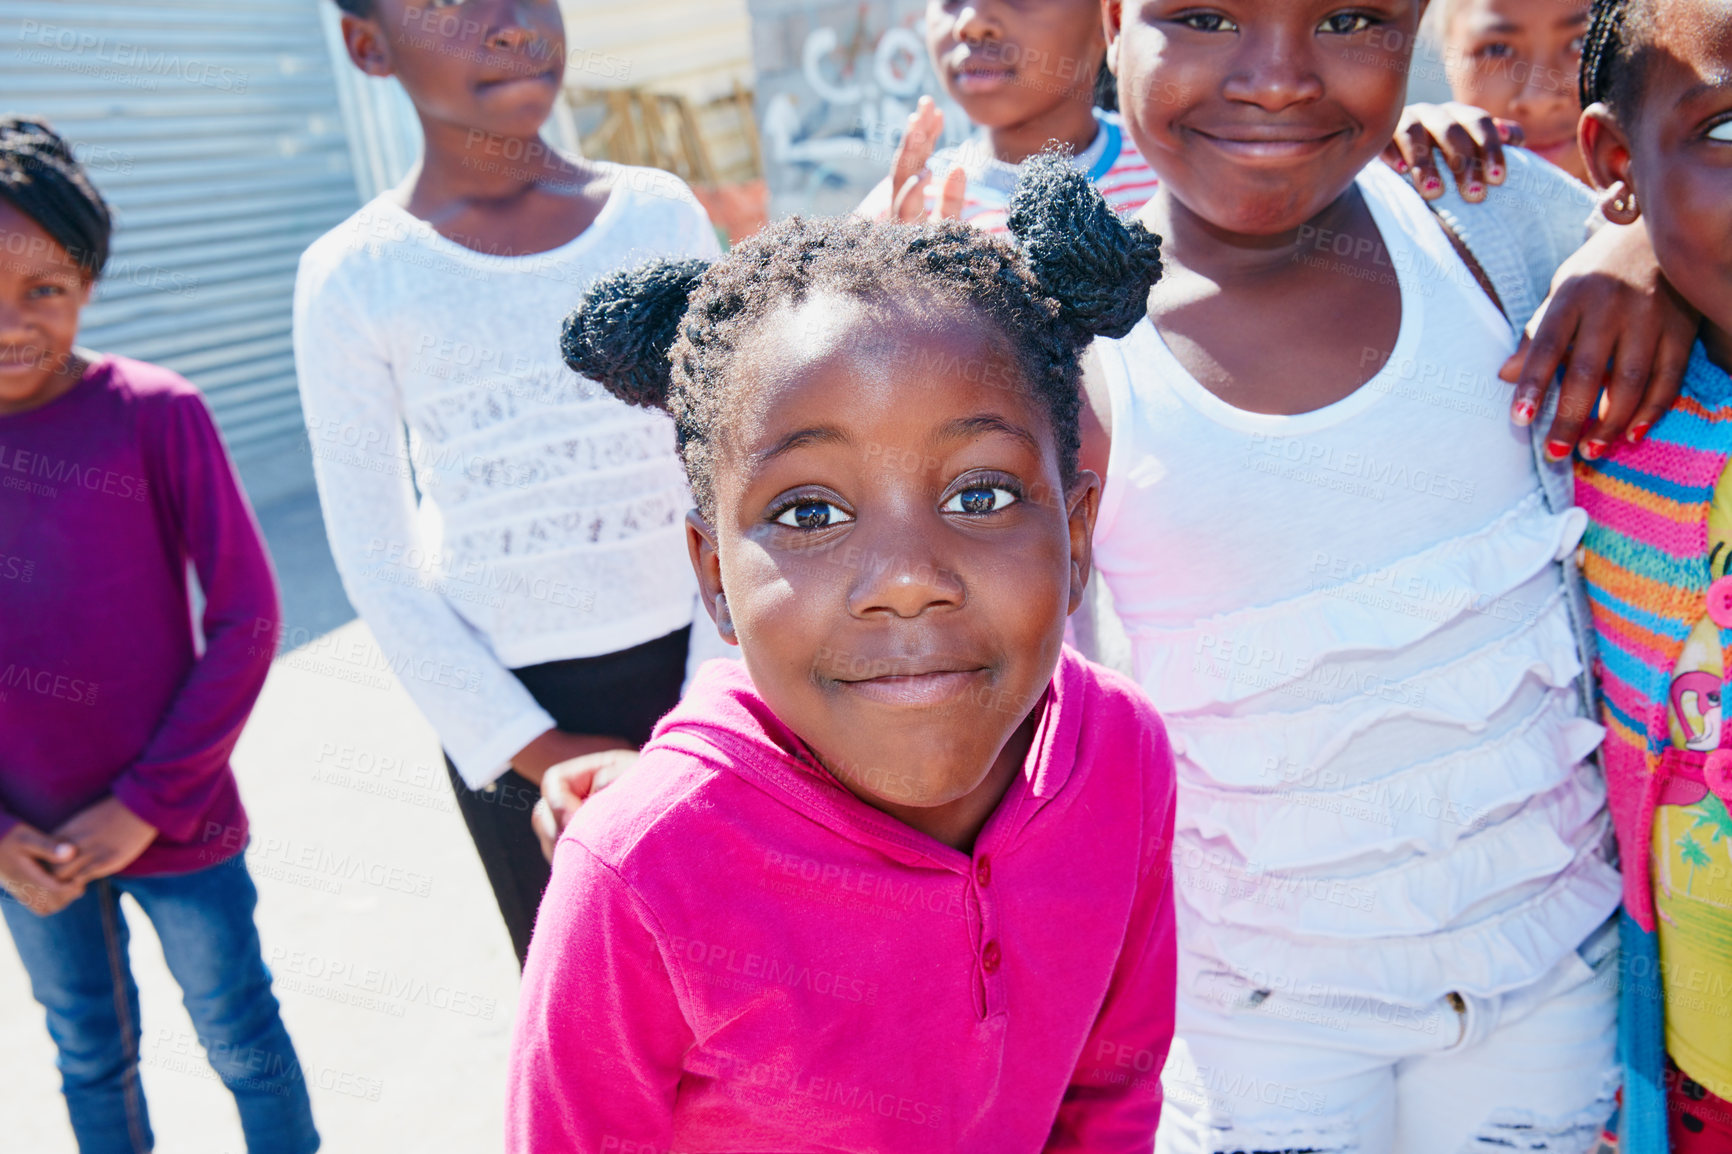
[1570,1,1732,1148]
[0,118,317,1154]
[506,156,1176,1152]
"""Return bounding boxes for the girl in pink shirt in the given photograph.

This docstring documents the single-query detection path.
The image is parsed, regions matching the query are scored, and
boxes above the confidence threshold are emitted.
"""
[506,156,1176,1152]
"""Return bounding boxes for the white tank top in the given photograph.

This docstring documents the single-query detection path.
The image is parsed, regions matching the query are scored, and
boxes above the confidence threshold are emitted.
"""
[1092,161,1618,1006]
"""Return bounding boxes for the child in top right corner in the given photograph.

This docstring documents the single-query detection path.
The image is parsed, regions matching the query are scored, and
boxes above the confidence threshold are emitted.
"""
[1570,1,1732,1150]
[1425,0,1595,183]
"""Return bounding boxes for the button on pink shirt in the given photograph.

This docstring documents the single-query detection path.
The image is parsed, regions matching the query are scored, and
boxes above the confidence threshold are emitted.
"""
[508,647,1177,1152]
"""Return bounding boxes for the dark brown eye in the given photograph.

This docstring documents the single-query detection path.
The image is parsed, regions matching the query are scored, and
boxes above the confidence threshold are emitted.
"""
[944,486,1018,515]
[775,500,851,529]
[1319,12,1376,35]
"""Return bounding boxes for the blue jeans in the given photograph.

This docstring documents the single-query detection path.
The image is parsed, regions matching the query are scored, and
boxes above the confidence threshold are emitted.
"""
[0,853,318,1154]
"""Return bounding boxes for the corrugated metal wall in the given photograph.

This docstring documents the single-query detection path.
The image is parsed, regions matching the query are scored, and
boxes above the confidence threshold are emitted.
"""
[0,0,361,502]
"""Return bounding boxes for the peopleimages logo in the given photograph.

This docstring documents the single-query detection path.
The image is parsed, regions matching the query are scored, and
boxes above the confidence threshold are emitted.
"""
[17,21,251,92]
[0,443,150,502]
[0,664,98,706]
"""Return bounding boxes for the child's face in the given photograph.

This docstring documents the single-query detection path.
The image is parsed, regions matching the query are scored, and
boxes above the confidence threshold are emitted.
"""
[1107,0,1423,234]
[692,294,1096,828]
[1439,0,1590,181]
[0,201,89,414]
[352,0,565,139]
[1585,0,1732,354]
[926,0,1107,129]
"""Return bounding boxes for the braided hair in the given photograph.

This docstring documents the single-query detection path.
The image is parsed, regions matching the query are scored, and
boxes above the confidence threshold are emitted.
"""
[0,118,112,279]
[1581,0,1656,111]
[562,153,1163,519]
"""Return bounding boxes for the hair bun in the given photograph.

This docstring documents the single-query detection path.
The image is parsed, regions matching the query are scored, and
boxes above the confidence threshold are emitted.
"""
[562,258,711,411]
[1006,150,1162,341]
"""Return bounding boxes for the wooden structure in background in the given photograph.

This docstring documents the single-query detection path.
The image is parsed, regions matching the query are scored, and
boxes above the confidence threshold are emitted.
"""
[565,82,769,241]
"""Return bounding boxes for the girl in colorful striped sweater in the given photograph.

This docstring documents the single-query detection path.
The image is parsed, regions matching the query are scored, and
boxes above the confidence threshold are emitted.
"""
[1571,1,1732,1150]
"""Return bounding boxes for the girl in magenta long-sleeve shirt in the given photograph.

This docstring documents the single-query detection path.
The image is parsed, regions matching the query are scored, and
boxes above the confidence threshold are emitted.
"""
[508,157,1177,1151]
[0,118,317,1153]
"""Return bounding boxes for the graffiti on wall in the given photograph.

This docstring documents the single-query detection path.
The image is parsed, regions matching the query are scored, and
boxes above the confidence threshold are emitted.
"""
[750,2,965,217]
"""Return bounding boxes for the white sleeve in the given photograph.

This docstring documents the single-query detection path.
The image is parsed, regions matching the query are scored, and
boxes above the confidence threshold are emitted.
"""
[293,250,554,789]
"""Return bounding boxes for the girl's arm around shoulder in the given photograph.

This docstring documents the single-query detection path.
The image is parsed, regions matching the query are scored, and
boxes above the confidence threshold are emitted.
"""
[1505,211,1700,460]
[507,837,694,1154]
[1443,149,1700,458]
[1046,674,1177,1151]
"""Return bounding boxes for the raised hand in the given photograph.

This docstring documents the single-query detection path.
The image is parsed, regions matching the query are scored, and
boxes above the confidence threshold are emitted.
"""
[885,96,968,224]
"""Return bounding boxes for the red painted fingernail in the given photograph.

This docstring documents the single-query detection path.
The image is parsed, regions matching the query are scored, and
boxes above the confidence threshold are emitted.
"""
[1425,177,1443,194]
[1546,440,1573,461]
[1395,159,1410,173]
[1466,182,1484,197]
[1627,422,1652,443]
[1582,440,1609,461]
[1512,399,1538,425]
[1488,165,1504,181]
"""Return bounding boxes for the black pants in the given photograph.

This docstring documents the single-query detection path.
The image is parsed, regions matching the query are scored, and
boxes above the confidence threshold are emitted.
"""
[443,625,690,968]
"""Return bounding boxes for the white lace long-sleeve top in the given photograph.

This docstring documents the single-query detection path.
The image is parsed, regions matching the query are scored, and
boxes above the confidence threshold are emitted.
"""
[293,166,721,789]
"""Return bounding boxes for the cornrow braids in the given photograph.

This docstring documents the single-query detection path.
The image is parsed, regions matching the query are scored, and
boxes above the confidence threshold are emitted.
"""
[564,153,1162,520]
[0,117,112,279]
[1582,0,1656,111]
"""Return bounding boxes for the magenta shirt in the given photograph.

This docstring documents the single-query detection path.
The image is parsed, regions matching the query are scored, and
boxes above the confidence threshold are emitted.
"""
[508,648,1177,1152]
[0,355,276,874]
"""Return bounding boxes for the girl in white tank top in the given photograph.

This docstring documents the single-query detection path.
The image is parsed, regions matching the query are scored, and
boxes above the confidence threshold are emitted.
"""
[1095,155,1616,1003]
[1093,154,1622,1153]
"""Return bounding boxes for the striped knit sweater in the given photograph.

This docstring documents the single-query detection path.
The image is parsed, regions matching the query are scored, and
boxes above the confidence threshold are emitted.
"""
[1576,343,1732,932]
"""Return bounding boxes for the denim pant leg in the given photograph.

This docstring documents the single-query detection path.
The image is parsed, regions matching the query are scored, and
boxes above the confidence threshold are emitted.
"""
[119,855,319,1154]
[1,881,155,1154]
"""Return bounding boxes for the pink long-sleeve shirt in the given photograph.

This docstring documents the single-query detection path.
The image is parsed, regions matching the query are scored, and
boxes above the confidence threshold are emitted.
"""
[508,647,1177,1153]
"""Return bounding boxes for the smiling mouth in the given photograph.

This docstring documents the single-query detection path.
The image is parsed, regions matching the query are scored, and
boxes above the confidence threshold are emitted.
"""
[833,666,991,707]
[1190,127,1345,158]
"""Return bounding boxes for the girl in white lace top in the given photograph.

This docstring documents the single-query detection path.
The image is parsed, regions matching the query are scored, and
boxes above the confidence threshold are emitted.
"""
[294,0,722,964]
